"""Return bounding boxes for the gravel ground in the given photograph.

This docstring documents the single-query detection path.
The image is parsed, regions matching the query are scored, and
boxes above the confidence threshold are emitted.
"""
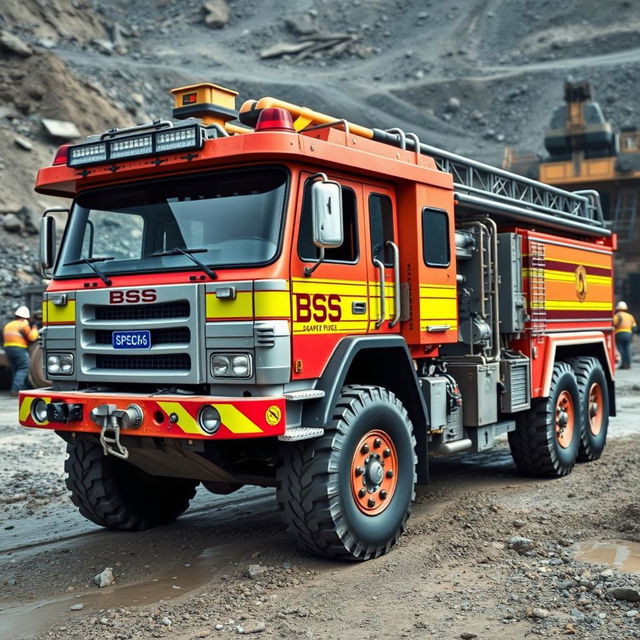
[1,355,639,640]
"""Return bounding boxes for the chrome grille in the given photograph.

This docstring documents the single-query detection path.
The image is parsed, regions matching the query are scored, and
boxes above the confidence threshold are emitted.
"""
[78,284,202,384]
[94,300,189,321]
[96,354,190,371]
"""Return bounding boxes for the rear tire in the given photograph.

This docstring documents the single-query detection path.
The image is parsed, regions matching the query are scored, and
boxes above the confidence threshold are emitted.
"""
[567,357,609,462]
[508,361,580,477]
[65,439,198,530]
[277,385,416,560]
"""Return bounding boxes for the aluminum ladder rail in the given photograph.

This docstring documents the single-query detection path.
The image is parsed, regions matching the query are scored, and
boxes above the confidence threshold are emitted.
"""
[372,129,609,238]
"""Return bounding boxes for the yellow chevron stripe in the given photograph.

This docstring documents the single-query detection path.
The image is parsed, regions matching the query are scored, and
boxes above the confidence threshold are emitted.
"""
[215,405,262,433]
[157,402,202,435]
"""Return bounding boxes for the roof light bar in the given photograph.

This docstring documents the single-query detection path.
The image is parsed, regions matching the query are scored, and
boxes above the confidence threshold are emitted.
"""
[66,124,203,168]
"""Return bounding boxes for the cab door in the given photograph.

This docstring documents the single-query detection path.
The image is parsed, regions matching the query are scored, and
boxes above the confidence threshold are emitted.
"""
[363,186,400,336]
[290,172,368,380]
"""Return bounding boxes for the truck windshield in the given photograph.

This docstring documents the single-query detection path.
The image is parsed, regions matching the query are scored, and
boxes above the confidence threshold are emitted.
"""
[55,167,288,278]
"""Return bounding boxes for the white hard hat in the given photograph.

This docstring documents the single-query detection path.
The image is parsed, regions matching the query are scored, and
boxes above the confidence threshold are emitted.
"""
[616,301,628,311]
[15,306,30,319]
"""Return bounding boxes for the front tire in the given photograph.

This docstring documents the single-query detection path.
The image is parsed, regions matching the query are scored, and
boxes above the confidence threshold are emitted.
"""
[277,385,416,560]
[568,357,609,462]
[508,361,580,477]
[65,439,198,530]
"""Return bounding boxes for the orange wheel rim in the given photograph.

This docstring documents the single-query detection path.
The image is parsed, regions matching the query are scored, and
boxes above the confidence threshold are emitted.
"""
[555,390,575,449]
[587,383,604,436]
[351,429,398,516]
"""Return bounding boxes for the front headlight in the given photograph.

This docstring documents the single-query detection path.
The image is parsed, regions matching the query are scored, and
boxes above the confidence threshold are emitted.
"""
[47,353,74,375]
[210,353,252,378]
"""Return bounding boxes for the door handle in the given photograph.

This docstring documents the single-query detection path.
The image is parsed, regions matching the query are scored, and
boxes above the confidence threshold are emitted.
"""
[373,258,386,328]
[352,301,367,315]
[386,241,401,327]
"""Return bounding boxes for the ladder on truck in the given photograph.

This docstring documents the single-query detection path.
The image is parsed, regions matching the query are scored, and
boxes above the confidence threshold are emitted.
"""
[370,128,608,238]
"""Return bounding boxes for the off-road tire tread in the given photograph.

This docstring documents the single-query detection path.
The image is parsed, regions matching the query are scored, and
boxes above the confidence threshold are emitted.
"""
[566,356,608,462]
[277,385,416,561]
[65,439,197,530]
[508,361,578,478]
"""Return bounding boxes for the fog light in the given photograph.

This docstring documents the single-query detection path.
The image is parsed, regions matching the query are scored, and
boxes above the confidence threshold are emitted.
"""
[31,398,48,424]
[198,405,221,434]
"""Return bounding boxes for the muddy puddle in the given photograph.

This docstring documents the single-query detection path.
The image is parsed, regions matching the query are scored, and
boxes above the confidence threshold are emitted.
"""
[575,539,640,573]
[0,542,247,640]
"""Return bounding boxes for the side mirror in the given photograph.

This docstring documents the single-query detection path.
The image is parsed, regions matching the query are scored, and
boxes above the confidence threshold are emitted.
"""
[39,208,68,278]
[311,180,343,248]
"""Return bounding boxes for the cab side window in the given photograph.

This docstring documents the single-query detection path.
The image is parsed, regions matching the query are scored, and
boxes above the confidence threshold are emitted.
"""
[298,182,358,263]
[369,194,394,266]
[422,208,450,267]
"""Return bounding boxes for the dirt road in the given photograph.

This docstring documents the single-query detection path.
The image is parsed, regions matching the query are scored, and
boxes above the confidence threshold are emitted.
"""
[1,362,640,640]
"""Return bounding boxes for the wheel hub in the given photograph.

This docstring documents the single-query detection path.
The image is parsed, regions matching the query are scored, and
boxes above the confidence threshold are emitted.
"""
[588,383,604,436]
[555,390,575,449]
[351,429,398,516]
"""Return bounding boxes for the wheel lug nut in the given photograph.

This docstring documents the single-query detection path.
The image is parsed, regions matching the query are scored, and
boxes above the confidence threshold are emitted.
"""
[386,469,394,478]
[361,444,370,454]
[383,448,391,458]
[355,466,364,477]
[379,490,388,500]
[367,498,376,508]
[358,488,367,498]
[374,438,382,448]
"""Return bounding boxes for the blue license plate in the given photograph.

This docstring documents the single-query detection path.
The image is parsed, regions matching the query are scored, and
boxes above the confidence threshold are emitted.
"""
[112,330,151,350]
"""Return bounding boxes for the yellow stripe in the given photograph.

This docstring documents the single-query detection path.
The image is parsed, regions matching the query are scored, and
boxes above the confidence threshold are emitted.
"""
[205,291,253,319]
[420,297,458,319]
[254,290,291,318]
[214,404,262,433]
[545,301,612,310]
[292,279,367,296]
[157,402,202,435]
[420,286,457,299]
[44,300,75,324]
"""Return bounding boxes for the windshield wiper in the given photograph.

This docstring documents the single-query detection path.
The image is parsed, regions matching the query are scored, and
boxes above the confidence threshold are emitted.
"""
[151,247,217,280]
[63,256,114,286]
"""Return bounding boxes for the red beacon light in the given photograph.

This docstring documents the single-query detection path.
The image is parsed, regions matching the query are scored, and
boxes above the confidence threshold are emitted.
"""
[52,144,70,165]
[255,108,295,132]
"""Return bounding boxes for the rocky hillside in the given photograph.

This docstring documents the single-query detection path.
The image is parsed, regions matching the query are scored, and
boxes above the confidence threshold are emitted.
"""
[0,0,639,317]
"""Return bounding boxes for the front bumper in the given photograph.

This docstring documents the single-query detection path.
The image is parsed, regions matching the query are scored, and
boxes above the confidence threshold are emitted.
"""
[18,389,286,440]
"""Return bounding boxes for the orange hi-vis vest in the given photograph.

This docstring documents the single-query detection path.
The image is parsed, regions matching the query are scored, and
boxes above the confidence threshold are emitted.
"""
[614,311,637,334]
[3,318,38,348]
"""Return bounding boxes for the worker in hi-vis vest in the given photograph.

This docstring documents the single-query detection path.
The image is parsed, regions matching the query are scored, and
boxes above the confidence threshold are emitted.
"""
[3,306,39,395]
[614,301,637,370]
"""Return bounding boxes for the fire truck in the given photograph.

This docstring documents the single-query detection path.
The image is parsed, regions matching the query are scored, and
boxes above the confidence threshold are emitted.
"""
[20,82,616,560]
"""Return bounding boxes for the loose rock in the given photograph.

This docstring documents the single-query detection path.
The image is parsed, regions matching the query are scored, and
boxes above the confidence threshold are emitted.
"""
[507,536,533,554]
[94,567,115,588]
[203,0,230,29]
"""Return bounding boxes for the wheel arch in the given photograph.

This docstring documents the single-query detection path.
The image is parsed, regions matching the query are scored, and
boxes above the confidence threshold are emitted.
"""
[541,334,616,416]
[301,336,429,484]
